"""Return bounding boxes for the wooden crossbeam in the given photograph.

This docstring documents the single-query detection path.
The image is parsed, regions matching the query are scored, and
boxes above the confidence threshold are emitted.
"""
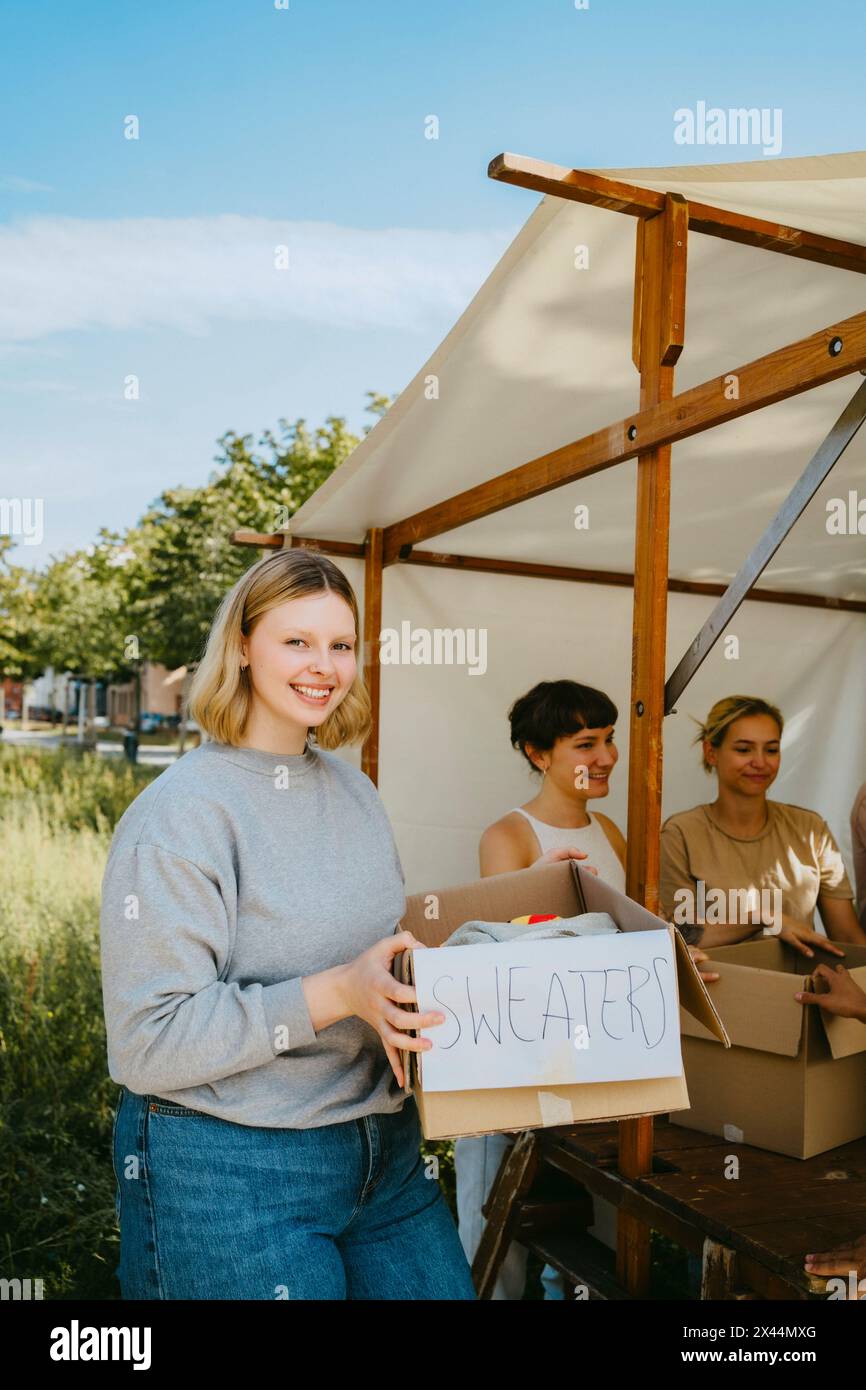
[489,153,866,275]
[229,533,866,613]
[380,307,866,563]
[231,531,366,556]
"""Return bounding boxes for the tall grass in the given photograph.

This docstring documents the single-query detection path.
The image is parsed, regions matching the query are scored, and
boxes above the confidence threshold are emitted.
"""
[0,744,157,835]
[0,746,158,1299]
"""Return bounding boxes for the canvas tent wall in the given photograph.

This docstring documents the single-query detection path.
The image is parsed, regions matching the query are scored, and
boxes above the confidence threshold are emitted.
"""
[280,151,866,898]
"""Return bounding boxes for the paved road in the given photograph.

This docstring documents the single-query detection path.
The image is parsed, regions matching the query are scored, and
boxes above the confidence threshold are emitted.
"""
[1,730,179,767]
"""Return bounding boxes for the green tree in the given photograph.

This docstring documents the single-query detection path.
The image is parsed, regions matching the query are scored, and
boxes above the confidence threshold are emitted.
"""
[2,394,395,728]
[125,394,392,672]
[0,535,38,680]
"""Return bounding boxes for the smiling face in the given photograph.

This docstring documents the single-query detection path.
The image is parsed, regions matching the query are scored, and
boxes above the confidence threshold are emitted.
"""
[705,713,781,797]
[527,724,618,799]
[240,590,357,738]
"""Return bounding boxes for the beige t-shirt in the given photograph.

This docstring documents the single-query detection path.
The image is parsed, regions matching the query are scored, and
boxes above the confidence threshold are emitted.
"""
[852,782,866,929]
[660,801,853,930]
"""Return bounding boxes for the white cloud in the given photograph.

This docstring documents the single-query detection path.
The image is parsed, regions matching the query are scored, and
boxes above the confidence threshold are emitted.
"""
[0,213,515,342]
[0,176,54,194]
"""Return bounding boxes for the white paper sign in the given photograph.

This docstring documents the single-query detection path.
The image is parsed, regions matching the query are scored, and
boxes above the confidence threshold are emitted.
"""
[411,929,681,1092]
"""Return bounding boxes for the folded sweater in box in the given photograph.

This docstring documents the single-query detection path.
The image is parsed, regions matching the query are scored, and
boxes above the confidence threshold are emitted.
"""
[441,911,619,948]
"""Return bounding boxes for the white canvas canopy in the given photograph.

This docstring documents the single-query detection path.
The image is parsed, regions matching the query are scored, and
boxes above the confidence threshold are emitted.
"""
[287,150,866,896]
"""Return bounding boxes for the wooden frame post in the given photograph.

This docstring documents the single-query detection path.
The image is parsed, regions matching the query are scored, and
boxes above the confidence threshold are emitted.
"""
[361,527,384,785]
[617,194,687,1294]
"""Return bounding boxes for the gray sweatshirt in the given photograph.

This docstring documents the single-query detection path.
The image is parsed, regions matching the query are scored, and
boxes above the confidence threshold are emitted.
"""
[99,739,408,1128]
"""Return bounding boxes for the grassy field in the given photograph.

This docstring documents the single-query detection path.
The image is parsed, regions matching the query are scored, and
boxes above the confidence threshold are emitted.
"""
[0,746,161,1298]
[0,742,688,1300]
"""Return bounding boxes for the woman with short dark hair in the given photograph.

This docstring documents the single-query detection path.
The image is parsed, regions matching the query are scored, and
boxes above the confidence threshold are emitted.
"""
[480,679,626,885]
[457,678,627,1301]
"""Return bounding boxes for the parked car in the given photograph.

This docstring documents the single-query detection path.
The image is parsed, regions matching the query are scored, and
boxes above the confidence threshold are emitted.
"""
[137,713,180,735]
[25,706,55,723]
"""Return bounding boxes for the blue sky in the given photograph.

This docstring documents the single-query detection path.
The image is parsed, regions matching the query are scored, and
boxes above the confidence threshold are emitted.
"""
[2,0,864,567]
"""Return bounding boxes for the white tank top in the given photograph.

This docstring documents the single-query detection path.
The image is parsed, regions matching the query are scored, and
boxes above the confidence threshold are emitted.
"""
[510,807,626,893]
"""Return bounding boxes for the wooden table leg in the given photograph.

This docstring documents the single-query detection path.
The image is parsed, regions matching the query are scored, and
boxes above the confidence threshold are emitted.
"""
[472,1131,539,1299]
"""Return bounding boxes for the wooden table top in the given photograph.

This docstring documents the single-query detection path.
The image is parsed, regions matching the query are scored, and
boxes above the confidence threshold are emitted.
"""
[538,1117,866,1297]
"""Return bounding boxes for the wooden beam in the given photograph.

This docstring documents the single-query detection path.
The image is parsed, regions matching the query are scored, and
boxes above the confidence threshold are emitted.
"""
[489,153,666,217]
[660,193,688,365]
[230,530,366,557]
[626,203,680,916]
[472,1131,540,1299]
[381,305,866,563]
[631,219,645,372]
[701,1238,749,1301]
[489,153,866,275]
[232,529,285,549]
[230,536,866,614]
[618,203,684,1297]
[361,529,384,785]
[403,550,866,611]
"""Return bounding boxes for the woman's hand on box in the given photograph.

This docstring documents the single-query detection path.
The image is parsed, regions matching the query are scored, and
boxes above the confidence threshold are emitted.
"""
[339,932,446,1089]
[795,962,866,1022]
[535,846,598,876]
[687,945,719,985]
[778,920,847,961]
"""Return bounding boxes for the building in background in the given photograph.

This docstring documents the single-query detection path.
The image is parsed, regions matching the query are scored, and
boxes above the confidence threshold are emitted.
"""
[107,662,187,728]
[0,675,24,719]
[17,662,189,728]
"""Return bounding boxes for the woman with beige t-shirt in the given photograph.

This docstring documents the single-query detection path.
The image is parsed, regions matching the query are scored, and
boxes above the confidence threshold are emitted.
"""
[660,695,866,954]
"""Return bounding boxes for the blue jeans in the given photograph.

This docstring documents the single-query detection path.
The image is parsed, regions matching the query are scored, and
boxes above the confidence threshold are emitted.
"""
[111,1086,476,1300]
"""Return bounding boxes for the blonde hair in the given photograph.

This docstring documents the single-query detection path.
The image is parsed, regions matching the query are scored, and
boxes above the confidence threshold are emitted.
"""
[693,695,784,773]
[187,548,371,749]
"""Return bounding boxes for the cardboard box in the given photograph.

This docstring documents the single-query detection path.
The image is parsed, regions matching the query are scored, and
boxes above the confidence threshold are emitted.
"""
[394,858,727,1141]
[673,937,866,1159]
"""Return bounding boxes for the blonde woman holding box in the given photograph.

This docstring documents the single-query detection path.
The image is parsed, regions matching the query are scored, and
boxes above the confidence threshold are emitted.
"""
[101,548,475,1300]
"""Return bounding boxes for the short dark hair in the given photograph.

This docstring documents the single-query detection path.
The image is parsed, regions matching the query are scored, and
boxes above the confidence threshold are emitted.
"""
[508,680,618,772]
